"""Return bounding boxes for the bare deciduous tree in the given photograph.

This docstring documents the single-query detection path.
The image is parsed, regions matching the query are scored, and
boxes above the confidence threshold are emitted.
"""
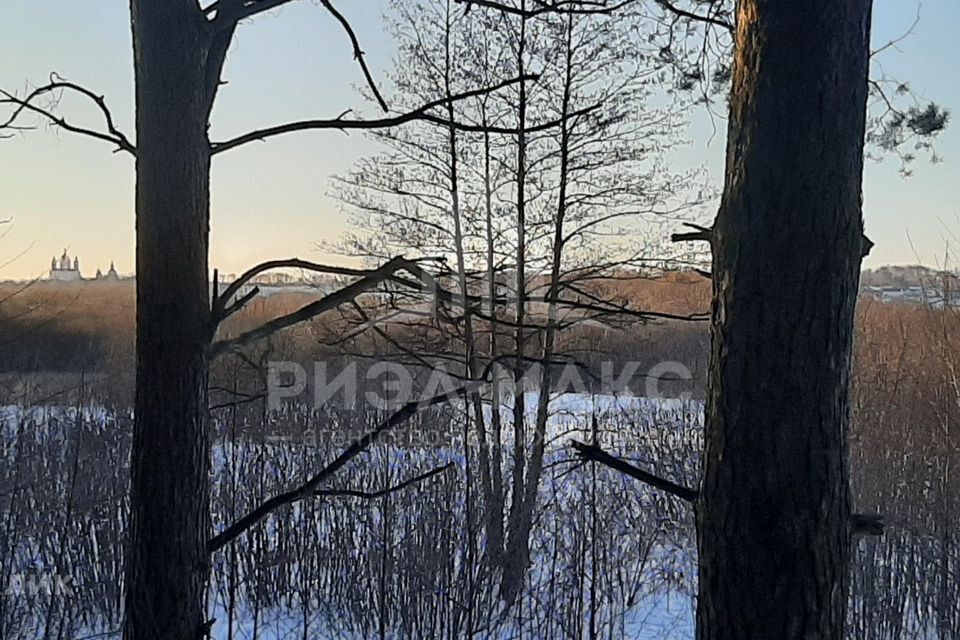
[331,0,703,611]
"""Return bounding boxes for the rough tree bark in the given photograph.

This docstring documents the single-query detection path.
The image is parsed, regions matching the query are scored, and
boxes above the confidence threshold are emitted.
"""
[697,1,872,638]
[125,3,226,638]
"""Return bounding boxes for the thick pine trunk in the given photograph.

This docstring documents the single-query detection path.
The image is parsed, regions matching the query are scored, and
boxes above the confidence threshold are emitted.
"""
[124,3,212,638]
[697,1,872,638]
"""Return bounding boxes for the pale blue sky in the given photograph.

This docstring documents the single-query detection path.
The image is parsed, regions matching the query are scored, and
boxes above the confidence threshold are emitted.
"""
[1,1,958,279]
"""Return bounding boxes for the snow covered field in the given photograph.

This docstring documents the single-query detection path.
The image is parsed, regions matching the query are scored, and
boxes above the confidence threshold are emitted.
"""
[1,394,955,638]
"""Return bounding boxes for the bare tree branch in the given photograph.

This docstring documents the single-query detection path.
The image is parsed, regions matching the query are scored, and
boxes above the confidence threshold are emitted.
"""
[0,77,135,155]
[209,391,267,411]
[571,440,884,537]
[319,0,388,112]
[870,6,920,58]
[208,0,388,112]
[210,75,599,155]
[217,286,260,325]
[459,0,732,30]
[570,439,699,503]
[211,257,391,323]
[460,0,631,18]
[655,0,733,32]
[210,256,416,356]
[204,21,237,113]
[314,463,454,499]
[671,221,875,259]
[670,222,712,243]
[383,259,708,325]
[208,0,299,29]
[208,382,484,553]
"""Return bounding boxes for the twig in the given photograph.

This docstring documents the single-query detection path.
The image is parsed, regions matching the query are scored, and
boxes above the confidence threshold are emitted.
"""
[320,0,388,112]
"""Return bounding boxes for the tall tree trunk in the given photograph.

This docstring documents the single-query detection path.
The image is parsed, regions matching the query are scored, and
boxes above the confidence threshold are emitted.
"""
[508,10,575,605]
[697,1,872,638]
[502,0,529,602]
[125,3,214,638]
[480,125,507,563]
[440,2,481,625]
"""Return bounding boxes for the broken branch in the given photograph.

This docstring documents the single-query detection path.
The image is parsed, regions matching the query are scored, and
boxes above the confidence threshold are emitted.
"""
[570,440,699,503]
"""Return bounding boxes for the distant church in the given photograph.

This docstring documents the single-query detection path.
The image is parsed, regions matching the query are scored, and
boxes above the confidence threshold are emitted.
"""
[48,250,121,282]
[49,249,82,281]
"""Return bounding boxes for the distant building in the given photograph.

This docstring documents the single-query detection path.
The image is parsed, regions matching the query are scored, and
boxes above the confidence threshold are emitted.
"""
[49,250,82,281]
[95,261,120,281]
[48,251,125,283]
